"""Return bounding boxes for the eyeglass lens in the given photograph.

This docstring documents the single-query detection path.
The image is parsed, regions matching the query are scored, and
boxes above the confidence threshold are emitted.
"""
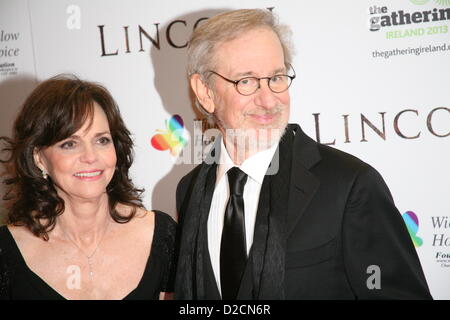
[236,75,292,95]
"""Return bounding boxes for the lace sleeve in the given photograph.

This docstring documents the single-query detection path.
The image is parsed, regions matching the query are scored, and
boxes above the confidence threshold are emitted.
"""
[0,247,11,300]
[154,211,177,293]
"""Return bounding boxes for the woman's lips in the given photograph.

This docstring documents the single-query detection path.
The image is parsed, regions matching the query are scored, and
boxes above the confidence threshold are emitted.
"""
[73,170,103,180]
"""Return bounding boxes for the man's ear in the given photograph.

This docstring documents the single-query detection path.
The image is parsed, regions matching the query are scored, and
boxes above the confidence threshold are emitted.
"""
[190,74,215,114]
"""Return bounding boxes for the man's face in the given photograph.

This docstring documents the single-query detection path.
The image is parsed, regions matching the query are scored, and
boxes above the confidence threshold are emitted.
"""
[210,27,290,141]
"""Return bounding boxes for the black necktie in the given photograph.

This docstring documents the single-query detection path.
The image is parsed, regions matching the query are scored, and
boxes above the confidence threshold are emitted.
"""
[220,167,248,300]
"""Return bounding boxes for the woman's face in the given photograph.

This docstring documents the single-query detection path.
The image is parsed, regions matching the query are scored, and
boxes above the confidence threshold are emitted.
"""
[34,103,117,202]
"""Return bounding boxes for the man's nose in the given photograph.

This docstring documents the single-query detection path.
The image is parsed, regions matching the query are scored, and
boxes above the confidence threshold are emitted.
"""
[254,80,279,109]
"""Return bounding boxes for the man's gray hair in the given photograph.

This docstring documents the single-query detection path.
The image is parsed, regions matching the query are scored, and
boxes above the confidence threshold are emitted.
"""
[187,9,294,80]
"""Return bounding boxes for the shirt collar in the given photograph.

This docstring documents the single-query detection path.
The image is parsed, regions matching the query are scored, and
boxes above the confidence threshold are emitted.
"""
[216,135,279,185]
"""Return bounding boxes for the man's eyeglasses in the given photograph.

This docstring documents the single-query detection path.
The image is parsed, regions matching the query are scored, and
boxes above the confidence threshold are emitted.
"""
[207,65,296,96]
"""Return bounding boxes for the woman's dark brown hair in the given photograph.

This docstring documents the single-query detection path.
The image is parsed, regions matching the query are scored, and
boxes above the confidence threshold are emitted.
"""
[0,74,143,240]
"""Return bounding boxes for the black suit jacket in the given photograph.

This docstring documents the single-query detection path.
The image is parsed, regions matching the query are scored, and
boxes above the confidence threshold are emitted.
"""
[175,124,432,299]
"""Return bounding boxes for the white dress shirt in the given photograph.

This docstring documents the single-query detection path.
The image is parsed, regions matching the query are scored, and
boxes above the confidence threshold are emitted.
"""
[207,137,279,294]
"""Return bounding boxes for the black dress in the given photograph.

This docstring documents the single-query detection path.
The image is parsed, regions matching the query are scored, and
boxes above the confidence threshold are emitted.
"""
[0,210,176,300]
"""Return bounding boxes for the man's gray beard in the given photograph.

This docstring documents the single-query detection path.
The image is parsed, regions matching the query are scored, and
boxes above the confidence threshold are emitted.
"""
[219,122,288,157]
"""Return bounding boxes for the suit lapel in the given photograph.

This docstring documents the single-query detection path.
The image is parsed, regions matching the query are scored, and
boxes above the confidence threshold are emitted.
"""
[286,124,321,236]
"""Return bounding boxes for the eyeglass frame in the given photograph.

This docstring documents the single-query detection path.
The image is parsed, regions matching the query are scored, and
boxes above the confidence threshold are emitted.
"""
[206,64,296,96]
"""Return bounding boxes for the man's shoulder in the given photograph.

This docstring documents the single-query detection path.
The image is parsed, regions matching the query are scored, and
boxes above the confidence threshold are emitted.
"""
[292,129,377,184]
[317,143,370,171]
[290,124,371,174]
[176,163,208,205]
[313,143,390,190]
[177,164,204,190]
[176,163,206,216]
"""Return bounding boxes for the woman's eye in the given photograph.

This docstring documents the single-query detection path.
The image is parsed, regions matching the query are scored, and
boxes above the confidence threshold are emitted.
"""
[59,141,76,149]
[98,136,111,145]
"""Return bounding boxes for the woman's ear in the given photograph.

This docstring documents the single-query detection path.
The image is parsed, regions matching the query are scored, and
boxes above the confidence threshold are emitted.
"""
[190,74,215,114]
[33,148,48,173]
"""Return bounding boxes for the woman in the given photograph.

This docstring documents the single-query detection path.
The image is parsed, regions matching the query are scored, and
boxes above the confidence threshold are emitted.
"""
[0,75,176,300]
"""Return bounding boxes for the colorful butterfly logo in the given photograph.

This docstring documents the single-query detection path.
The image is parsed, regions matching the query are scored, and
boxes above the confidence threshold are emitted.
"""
[151,114,187,156]
[402,211,423,247]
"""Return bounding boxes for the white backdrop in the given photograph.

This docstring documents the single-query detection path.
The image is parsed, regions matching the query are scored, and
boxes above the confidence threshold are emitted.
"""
[0,0,449,299]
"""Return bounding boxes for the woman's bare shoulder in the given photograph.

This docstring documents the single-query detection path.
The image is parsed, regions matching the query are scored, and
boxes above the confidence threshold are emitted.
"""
[115,204,155,234]
[6,224,36,242]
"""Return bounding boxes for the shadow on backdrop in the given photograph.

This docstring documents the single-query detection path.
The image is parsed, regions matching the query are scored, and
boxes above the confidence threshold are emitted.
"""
[0,74,38,223]
[149,8,228,219]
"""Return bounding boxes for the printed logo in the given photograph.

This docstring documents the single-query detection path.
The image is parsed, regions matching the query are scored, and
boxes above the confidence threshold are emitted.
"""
[410,0,450,5]
[368,1,450,33]
[410,0,430,5]
[402,211,423,247]
[0,29,20,77]
[151,114,187,156]
[431,216,450,268]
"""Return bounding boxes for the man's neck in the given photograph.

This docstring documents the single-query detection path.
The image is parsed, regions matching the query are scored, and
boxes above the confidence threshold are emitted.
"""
[221,127,285,165]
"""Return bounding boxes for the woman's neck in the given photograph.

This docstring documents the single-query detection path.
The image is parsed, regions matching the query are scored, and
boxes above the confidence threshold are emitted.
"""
[54,193,112,245]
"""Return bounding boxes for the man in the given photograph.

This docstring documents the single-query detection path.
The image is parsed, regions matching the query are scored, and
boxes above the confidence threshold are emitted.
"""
[174,9,431,299]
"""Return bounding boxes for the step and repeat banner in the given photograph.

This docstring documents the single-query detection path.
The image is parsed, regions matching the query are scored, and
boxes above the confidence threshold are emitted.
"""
[0,0,449,299]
